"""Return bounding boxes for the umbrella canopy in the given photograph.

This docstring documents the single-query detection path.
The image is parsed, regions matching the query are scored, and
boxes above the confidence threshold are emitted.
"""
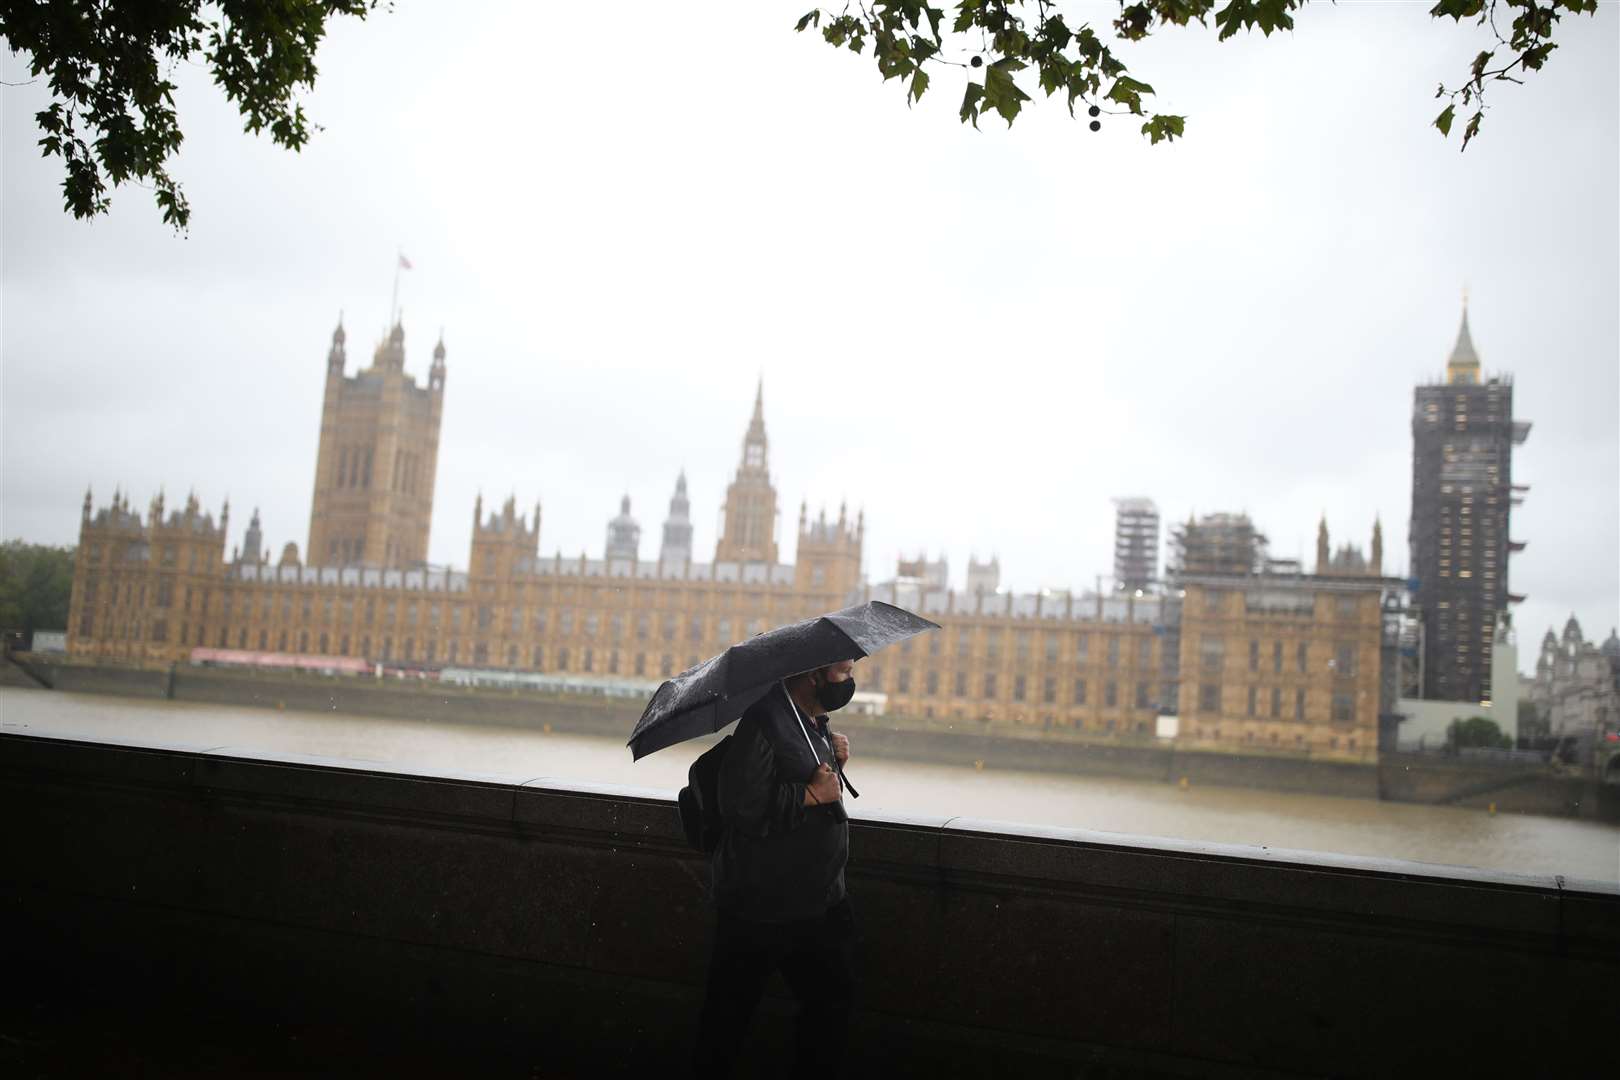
[627,600,939,760]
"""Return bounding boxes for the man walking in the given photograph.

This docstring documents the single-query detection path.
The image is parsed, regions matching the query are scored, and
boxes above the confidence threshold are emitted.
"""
[693,658,857,1077]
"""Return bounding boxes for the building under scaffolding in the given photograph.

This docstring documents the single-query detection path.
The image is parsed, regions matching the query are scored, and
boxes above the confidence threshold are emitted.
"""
[1112,498,1160,593]
[1168,512,1268,579]
[1408,303,1530,704]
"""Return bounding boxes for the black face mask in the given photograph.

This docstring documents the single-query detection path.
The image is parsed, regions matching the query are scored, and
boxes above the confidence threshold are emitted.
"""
[815,675,856,714]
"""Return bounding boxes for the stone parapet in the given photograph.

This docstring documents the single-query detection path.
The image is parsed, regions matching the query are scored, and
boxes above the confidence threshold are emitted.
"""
[2,732,1612,1076]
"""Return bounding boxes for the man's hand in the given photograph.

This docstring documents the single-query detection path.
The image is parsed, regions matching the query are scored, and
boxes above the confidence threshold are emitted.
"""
[831,732,850,766]
[804,763,841,807]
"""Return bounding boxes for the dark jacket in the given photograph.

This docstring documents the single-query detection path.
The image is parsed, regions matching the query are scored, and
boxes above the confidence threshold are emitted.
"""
[710,683,848,923]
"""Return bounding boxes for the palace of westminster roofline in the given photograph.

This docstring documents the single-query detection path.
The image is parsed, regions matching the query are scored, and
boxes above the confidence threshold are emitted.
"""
[81,486,1390,636]
[75,319,1394,624]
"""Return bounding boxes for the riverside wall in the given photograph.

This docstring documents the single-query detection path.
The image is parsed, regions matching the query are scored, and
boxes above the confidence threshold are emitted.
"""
[2,733,1612,1078]
[18,657,1617,820]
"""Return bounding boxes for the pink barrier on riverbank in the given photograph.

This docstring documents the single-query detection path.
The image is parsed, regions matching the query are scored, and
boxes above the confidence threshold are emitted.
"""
[188,647,370,677]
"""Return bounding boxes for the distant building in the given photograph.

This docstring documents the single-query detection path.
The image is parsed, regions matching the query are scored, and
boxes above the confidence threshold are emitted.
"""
[64,310,1405,764]
[895,553,949,590]
[714,381,778,565]
[1528,617,1620,769]
[1174,565,1393,759]
[239,507,264,566]
[66,361,862,674]
[306,318,446,569]
[1112,498,1160,593]
[1169,512,1267,578]
[1394,617,1522,750]
[29,630,67,653]
[604,495,640,568]
[1315,517,1384,578]
[1408,302,1529,704]
[966,555,1000,596]
[657,472,693,575]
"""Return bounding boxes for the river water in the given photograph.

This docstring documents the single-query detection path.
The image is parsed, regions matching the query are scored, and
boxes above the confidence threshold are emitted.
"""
[5,687,1616,884]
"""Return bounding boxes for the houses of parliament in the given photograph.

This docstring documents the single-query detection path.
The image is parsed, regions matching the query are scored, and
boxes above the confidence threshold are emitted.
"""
[65,318,1392,760]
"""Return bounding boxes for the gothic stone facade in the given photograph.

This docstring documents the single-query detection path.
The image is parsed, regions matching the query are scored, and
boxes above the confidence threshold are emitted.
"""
[1173,576,1386,758]
[1528,617,1620,767]
[65,322,1388,762]
[307,319,445,569]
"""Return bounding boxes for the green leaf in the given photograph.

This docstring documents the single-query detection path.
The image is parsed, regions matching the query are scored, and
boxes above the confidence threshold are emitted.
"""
[983,58,1032,125]
[1214,0,1298,40]
[1519,42,1556,71]
[1106,74,1154,115]
[1141,114,1186,144]
[1037,60,1064,98]
[952,0,981,34]
[1460,108,1483,150]
[1429,0,1486,21]
[1433,104,1455,136]
[795,10,821,33]
[909,67,930,104]
[959,81,984,128]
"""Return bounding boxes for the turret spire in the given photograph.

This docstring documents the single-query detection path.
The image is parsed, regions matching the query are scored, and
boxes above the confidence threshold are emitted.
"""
[745,377,767,453]
[328,313,347,374]
[1446,296,1481,385]
[607,493,641,563]
[715,380,779,564]
[659,472,693,573]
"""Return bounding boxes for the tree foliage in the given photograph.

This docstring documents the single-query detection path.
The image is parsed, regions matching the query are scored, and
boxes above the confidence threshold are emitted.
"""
[0,0,376,230]
[0,541,75,642]
[795,1,1599,147]
[1449,715,1513,750]
[0,1,1601,231]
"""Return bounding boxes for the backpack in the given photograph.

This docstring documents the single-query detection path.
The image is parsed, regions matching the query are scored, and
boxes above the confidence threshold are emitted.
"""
[677,735,732,853]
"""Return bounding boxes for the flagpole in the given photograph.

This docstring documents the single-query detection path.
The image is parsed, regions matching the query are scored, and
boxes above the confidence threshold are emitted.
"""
[389,250,401,327]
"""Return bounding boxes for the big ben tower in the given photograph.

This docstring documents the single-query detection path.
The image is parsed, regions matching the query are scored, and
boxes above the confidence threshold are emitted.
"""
[1408,300,1530,704]
[715,380,779,565]
[307,317,446,568]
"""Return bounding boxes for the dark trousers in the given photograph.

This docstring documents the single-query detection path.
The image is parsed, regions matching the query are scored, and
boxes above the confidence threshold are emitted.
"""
[693,899,855,1078]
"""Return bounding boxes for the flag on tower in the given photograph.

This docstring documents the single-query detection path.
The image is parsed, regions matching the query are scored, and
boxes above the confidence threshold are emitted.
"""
[398,253,413,270]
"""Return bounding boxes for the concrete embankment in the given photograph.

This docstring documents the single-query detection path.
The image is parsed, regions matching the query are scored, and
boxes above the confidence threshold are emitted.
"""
[2,733,1611,1077]
[0,656,50,689]
[23,657,1617,819]
[1379,751,1619,820]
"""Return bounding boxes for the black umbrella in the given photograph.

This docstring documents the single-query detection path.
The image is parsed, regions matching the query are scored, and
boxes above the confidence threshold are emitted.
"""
[627,600,940,762]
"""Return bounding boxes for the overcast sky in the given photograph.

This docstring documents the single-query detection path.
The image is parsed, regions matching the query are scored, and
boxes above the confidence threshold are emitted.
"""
[3,2,1616,670]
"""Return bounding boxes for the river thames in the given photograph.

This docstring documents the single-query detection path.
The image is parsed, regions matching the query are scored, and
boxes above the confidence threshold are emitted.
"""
[5,687,1616,883]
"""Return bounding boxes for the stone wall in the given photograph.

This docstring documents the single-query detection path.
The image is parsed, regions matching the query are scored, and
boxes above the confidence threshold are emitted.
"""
[1378,750,1619,819]
[45,659,170,697]
[2,733,1612,1077]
